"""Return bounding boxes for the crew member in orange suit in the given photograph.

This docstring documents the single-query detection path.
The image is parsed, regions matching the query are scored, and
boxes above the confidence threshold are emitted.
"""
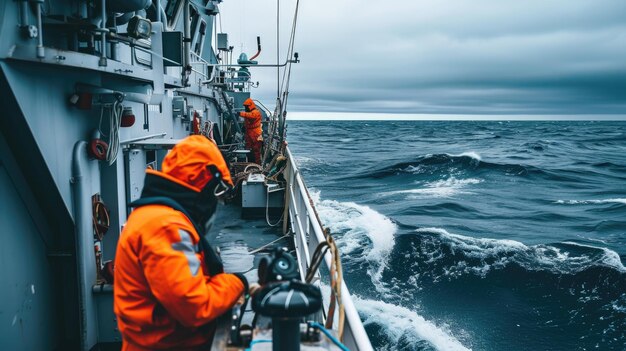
[114,135,249,351]
[239,98,263,164]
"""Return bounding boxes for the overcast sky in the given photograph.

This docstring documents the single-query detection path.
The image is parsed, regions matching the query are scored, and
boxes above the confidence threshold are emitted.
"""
[217,0,626,116]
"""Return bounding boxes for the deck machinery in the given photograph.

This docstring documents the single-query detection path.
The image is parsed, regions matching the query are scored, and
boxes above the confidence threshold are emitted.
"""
[0,1,372,350]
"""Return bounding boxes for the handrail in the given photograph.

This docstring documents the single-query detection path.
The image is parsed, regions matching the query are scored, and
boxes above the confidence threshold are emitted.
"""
[285,147,374,351]
[253,99,273,118]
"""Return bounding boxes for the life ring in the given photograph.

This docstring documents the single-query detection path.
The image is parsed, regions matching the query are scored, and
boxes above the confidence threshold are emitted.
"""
[89,139,108,161]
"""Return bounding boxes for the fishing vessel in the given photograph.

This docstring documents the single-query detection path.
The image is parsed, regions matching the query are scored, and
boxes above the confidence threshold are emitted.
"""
[0,0,373,349]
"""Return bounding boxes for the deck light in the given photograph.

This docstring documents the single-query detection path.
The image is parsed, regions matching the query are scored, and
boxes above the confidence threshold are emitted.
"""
[127,15,152,40]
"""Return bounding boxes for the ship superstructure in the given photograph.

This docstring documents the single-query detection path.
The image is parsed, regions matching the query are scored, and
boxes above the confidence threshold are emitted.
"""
[0,1,372,350]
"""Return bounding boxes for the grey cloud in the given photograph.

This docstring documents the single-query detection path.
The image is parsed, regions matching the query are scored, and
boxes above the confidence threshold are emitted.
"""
[220,0,626,115]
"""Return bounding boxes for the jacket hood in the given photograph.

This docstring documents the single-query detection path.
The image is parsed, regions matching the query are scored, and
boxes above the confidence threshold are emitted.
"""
[148,135,233,192]
[243,98,256,110]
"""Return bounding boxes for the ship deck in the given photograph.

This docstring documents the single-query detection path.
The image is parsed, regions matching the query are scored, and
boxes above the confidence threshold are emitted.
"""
[210,201,291,284]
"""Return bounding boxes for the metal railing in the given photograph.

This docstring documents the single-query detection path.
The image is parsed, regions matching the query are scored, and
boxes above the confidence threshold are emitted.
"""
[284,147,374,351]
[189,52,252,91]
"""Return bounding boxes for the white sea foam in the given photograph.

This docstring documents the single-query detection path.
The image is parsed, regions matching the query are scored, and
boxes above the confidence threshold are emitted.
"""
[293,155,327,168]
[383,177,482,198]
[354,296,472,351]
[427,177,482,188]
[405,164,426,174]
[402,152,481,175]
[311,191,397,292]
[562,241,626,273]
[415,227,626,275]
[576,235,609,245]
[451,151,482,161]
[555,198,626,205]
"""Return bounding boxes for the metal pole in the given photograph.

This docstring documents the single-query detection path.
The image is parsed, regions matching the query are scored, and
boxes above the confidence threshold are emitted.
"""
[120,132,167,145]
[212,60,295,68]
[156,0,162,23]
[99,0,107,66]
[34,0,44,58]
[20,1,28,27]
[72,141,99,350]
[183,0,191,84]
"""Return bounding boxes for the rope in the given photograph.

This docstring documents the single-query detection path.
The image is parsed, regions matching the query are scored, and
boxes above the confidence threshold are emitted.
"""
[228,162,263,194]
[248,233,290,254]
[244,164,262,173]
[105,100,123,165]
[305,242,330,283]
[203,121,214,139]
[304,231,345,340]
[265,184,284,227]
[298,171,345,337]
[325,232,344,340]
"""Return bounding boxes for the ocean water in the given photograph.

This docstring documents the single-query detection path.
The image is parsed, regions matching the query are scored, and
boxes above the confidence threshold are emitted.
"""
[287,120,626,351]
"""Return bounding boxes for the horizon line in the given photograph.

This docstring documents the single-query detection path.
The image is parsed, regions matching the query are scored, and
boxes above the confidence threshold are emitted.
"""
[286,112,626,121]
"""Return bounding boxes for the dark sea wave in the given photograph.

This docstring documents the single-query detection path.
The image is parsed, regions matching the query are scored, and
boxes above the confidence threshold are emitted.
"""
[358,153,551,180]
[289,120,626,351]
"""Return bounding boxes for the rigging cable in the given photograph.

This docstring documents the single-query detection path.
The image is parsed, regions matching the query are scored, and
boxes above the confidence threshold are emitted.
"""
[279,0,300,100]
[261,0,300,165]
[276,0,280,100]
[248,233,290,254]
[277,0,301,149]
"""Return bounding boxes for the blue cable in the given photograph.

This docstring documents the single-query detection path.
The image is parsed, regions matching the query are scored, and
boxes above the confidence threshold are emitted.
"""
[244,339,272,351]
[309,322,351,351]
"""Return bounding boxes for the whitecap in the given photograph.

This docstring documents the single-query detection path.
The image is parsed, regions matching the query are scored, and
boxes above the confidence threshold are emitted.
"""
[415,227,626,276]
[561,241,626,273]
[354,295,472,351]
[450,151,482,161]
[576,235,609,245]
[427,177,483,188]
[382,177,483,199]
[555,198,626,205]
[311,191,397,293]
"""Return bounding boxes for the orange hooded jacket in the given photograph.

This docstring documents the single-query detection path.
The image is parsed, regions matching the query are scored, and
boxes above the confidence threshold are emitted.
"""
[239,98,262,138]
[114,135,244,351]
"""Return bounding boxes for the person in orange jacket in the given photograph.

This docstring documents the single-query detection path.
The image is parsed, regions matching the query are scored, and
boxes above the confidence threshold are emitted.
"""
[239,98,263,164]
[114,135,248,351]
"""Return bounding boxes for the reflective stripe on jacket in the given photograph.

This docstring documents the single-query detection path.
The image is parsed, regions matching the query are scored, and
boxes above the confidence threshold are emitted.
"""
[114,204,244,350]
